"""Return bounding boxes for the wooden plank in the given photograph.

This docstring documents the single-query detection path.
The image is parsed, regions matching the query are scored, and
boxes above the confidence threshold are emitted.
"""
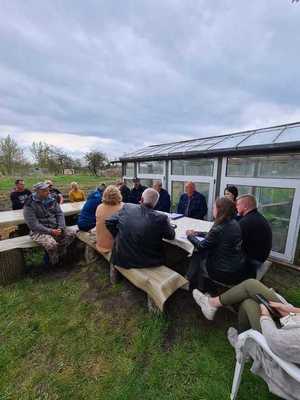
[0,201,85,227]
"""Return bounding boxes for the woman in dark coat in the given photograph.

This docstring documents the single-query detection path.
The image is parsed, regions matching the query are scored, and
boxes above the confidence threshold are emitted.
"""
[186,197,247,290]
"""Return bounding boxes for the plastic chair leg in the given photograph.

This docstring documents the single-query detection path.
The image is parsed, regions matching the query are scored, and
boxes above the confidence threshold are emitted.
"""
[230,358,246,400]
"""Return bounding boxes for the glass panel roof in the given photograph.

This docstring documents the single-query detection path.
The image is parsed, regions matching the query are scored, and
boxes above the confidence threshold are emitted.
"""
[276,127,300,144]
[120,123,300,160]
[238,128,283,147]
[209,134,250,150]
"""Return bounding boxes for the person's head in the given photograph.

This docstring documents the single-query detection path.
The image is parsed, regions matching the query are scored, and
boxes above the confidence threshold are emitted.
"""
[71,181,79,191]
[224,185,238,202]
[213,197,236,224]
[102,185,122,206]
[34,182,50,200]
[153,181,162,192]
[185,181,196,197]
[45,179,53,189]
[141,188,159,208]
[100,183,106,190]
[236,194,257,217]
[15,179,25,191]
[133,178,141,188]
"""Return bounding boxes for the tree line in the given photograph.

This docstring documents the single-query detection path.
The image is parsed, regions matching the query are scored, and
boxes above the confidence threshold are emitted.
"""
[0,135,110,176]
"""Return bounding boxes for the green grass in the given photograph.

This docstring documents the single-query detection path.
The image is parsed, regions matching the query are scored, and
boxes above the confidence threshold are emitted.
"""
[0,175,118,191]
[1,260,295,400]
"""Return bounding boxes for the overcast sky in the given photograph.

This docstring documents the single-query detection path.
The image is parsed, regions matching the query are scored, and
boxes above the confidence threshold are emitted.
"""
[0,0,300,159]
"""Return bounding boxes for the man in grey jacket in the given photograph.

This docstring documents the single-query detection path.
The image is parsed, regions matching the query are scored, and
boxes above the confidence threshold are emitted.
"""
[24,182,75,265]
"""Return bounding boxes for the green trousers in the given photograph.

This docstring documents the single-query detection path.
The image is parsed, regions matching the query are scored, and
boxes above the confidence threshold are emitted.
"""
[219,279,279,332]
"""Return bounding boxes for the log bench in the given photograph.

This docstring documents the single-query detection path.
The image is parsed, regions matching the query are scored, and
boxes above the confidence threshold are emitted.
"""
[0,226,78,285]
[76,230,188,313]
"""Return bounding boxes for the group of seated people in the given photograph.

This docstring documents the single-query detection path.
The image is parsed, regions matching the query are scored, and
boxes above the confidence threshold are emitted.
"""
[16,177,299,374]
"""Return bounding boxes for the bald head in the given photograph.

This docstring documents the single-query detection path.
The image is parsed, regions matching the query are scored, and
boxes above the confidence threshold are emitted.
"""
[141,188,159,208]
[185,181,196,197]
[236,194,257,216]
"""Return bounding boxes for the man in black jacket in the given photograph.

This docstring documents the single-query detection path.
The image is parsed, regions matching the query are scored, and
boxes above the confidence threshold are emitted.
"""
[106,188,175,268]
[153,181,171,212]
[10,179,31,210]
[128,178,147,204]
[236,194,272,276]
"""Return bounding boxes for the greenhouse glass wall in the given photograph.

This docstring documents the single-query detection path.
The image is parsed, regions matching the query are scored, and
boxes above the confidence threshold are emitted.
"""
[120,122,300,266]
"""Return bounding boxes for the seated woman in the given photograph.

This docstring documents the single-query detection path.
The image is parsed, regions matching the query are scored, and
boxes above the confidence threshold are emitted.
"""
[69,182,85,202]
[96,185,123,255]
[192,279,300,365]
[224,185,238,203]
[186,197,247,290]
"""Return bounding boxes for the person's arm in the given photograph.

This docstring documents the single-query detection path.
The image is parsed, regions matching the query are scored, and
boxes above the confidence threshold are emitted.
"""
[177,194,184,214]
[161,216,175,240]
[81,190,86,201]
[165,193,171,213]
[23,205,53,235]
[187,225,219,251]
[192,195,208,219]
[55,203,66,229]
[105,212,120,238]
[10,192,21,210]
[69,191,74,202]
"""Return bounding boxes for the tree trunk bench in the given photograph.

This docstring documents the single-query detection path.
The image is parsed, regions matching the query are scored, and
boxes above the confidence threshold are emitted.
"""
[0,226,78,285]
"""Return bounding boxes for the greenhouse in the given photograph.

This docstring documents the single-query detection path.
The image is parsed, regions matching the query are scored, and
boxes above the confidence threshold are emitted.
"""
[119,121,300,267]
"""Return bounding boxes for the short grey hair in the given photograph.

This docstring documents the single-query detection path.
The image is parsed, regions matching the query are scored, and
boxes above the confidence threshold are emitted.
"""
[142,188,159,208]
[237,194,257,209]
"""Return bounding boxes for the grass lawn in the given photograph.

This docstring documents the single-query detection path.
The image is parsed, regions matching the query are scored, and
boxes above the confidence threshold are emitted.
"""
[1,257,297,400]
[0,175,118,191]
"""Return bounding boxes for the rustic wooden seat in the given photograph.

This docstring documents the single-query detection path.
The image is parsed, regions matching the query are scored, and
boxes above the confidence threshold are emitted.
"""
[0,226,78,285]
[76,229,188,312]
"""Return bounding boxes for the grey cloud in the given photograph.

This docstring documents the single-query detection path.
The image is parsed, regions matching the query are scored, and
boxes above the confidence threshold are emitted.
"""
[0,0,300,157]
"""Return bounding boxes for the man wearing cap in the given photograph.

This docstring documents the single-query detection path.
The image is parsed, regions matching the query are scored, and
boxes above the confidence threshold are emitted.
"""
[24,182,75,265]
[128,178,147,204]
[45,179,64,204]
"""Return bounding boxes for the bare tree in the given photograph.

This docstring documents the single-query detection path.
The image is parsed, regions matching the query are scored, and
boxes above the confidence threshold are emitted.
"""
[30,141,51,169]
[0,135,25,175]
[84,151,108,176]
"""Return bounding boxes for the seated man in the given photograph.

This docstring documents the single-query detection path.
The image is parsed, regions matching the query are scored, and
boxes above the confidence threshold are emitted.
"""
[77,186,103,231]
[106,188,175,268]
[236,194,272,277]
[23,182,75,265]
[153,181,171,212]
[45,180,64,204]
[177,181,207,220]
[10,179,31,210]
[128,178,147,204]
[116,180,131,203]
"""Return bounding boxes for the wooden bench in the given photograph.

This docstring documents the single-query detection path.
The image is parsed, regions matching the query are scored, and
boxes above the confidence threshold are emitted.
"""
[76,230,188,313]
[0,226,78,285]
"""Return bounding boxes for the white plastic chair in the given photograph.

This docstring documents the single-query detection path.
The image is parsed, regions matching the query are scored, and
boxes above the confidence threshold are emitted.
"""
[230,329,300,400]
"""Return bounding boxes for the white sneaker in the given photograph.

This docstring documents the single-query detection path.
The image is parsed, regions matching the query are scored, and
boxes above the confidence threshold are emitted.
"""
[192,289,218,320]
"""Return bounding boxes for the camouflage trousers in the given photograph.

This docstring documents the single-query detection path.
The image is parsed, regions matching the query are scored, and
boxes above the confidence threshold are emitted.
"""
[31,228,76,265]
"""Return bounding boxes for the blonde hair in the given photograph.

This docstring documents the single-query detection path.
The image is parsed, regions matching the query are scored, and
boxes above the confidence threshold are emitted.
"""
[103,185,122,205]
[237,194,257,209]
[71,181,78,189]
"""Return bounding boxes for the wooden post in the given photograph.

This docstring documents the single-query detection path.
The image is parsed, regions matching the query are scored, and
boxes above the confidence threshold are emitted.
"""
[0,249,25,285]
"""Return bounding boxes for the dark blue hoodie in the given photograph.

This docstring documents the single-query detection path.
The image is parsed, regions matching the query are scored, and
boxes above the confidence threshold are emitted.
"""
[77,188,103,231]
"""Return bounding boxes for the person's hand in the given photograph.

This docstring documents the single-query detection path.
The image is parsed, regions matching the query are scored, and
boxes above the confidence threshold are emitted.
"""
[186,229,196,236]
[269,302,294,317]
[260,304,270,317]
[51,229,62,237]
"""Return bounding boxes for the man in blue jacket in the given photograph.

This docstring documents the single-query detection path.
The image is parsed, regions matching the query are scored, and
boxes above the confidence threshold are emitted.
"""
[153,181,171,212]
[77,187,103,231]
[177,181,207,220]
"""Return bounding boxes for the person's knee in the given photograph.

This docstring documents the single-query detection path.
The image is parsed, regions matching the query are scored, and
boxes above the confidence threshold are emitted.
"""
[244,278,259,294]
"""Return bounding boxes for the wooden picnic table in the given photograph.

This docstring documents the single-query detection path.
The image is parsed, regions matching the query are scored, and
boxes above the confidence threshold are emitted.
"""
[165,216,213,256]
[0,201,85,228]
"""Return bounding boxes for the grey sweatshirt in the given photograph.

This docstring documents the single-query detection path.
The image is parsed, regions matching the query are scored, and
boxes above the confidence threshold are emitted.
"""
[260,314,300,364]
